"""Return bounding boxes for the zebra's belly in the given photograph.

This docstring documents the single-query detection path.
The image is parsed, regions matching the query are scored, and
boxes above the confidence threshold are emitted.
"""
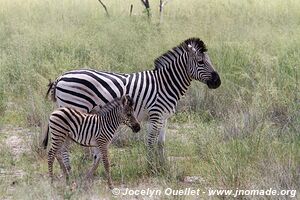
[76,139,98,147]
[88,138,98,147]
[136,108,149,122]
[69,133,98,147]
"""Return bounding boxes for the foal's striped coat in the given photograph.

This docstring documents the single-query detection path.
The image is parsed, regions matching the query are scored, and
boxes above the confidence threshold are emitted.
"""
[43,95,140,188]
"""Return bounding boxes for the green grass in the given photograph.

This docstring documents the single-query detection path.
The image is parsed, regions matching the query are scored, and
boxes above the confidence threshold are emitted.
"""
[0,0,299,199]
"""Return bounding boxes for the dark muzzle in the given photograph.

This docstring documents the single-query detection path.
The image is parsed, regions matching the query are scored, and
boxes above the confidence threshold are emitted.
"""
[131,124,141,133]
[207,71,221,89]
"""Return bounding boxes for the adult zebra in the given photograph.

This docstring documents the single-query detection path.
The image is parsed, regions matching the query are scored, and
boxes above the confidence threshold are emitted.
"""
[46,38,221,167]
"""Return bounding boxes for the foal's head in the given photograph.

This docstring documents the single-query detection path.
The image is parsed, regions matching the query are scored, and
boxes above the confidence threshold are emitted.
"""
[120,95,141,133]
[90,95,141,133]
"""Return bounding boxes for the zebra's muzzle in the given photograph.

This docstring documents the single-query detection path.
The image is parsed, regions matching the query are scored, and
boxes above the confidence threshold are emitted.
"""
[207,71,221,89]
[131,124,141,133]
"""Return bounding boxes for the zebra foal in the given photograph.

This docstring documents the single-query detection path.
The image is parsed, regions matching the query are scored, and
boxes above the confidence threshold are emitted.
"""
[42,95,140,188]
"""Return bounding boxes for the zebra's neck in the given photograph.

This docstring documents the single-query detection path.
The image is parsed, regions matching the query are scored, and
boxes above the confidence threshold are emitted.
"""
[154,47,192,101]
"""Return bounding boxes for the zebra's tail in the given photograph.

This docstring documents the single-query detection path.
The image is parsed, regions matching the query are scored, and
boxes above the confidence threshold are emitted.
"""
[42,124,49,149]
[45,79,57,102]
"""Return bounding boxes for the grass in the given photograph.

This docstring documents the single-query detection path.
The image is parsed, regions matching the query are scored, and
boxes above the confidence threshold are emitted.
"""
[0,0,299,199]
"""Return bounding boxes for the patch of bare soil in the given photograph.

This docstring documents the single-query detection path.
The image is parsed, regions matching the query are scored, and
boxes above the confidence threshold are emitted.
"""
[2,126,32,158]
[0,126,32,196]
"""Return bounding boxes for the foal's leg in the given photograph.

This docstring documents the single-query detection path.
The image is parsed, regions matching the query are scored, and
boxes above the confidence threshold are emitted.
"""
[48,137,66,183]
[85,147,101,179]
[92,147,102,166]
[56,145,71,182]
[99,144,113,189]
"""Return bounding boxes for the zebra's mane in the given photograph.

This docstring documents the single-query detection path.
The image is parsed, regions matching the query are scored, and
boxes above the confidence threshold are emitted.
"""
[154,38,207,70]
[91,97,122,116]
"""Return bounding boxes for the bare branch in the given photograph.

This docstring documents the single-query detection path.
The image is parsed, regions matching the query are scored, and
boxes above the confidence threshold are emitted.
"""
[160,0,169,12]
[140,0,151,18]
[141,0,150,9]
[159,0,171,23]
[98,0,110,17]
[130,4,133,16]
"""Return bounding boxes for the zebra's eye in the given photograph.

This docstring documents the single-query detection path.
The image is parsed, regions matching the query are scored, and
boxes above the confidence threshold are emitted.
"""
[196,58,202,64]
[197,55,204,62]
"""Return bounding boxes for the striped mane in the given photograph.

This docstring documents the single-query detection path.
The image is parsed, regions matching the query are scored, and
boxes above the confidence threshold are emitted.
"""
[91,97,122,116]
[154,37,207,70]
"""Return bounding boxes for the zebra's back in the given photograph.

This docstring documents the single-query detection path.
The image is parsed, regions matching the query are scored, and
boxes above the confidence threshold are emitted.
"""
[53,69,158,121]
[55,69,128,112]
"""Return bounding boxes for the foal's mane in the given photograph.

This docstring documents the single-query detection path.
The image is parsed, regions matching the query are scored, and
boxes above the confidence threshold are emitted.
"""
[90,97,122,116]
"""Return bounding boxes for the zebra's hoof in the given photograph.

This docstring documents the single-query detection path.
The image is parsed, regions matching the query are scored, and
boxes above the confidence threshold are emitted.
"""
[84,173,94,181]
[109,184,114,190]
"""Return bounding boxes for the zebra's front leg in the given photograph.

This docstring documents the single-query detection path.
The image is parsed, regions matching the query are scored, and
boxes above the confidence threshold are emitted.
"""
[147,120,163,172]
[92,147,102,166]
[99,144,113,189]
[85,147,101,179]
[158,119,167,167]
[147,134,158,173]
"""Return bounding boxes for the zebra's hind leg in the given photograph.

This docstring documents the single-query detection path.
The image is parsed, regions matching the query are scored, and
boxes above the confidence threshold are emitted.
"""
[62,139,72,173]
[48,137,66,183]
[56,145,71,183]
[48,148,56,183]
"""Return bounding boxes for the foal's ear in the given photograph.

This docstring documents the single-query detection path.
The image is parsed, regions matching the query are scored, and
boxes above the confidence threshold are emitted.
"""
[121,95,128,106]
[90,105,101,114]
[127,95,134,107]
[121,95,133,107]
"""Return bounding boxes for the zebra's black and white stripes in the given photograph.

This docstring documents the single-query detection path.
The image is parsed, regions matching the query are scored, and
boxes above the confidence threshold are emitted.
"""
[46,38,221,167]
[43,95,140,188]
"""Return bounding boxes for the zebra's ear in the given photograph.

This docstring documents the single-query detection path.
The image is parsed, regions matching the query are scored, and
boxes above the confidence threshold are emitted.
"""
[187,44,197,57]
[187,44,197,54]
